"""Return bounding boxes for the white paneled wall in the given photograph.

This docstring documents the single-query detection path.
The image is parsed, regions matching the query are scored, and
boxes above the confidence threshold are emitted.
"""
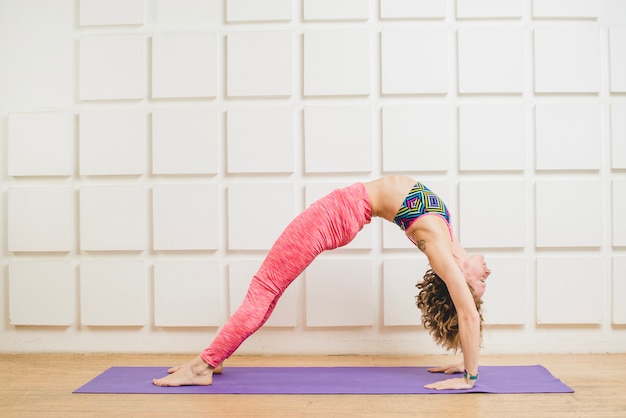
[152,183,219,250]
[227,107,294,173]
[79,110,147,175]
[1,0,625,355]
[152,33,218,99]
[458,27,525,94]
[152,108,219,174]
[305,259,375,327]
[7,112,73,176]
[458,104,527,171]
[228,31,293,97]
[9,261,75,326]
[8,186,74,252]
[154,260,221,327]
[610,27,626,92]
[80,260,147,326]
[534,26,601,93]
[381,28,449,95]
[79,34,146,101]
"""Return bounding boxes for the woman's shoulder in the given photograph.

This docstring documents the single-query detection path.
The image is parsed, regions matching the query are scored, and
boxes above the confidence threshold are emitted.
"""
[407,215,454,248]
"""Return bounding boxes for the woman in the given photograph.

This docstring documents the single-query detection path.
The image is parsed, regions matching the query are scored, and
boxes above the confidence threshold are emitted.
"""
[153,175,491,390]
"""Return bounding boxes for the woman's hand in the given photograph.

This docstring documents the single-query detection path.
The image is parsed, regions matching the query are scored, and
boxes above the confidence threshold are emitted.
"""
[424,376,475,390]
[427,362,464,375]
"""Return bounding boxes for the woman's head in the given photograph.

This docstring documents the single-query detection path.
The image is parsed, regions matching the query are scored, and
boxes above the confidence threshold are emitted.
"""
[415,269,483,352]
[462,254,491,299]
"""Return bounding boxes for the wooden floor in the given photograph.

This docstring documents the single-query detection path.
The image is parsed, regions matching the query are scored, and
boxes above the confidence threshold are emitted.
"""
[1,353,625,417]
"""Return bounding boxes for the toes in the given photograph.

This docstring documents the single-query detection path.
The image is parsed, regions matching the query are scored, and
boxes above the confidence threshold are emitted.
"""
[167,365,182,374]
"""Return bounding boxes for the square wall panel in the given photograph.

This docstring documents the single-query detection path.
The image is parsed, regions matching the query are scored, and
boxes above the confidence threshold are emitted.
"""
[382,180,450,249]
[459,104,526,171]
[457,0,523,18]
[612,103,626,169]
[227,31,292,97]
[458,27,524,93]
[227,0,292,22]
[227,107,294,174]
[305,182,373,250]
[602,0,626,25]
[152,33,217,99]
[613,256,626,324]
[459,181,526,248]
[381,28,448,95]
[380,0,446,19]
[153,184,219,250]
[152,0,220,25]
[535,104,601,170]
[229,260,297,327]
[535,180,603,248]
[8,186,73,252]
[154,260,221,327]
[79,110,146,175]
[228,183,295,250]
[536,256,603,324]
[610,27,626,92]
[382,221,413,249]
[80,185,147,251]
[383,258,428,326]
[532,0,599,18]
[480,257,528,325]
[79,34,144,100]
[80,0,144,26]
[534,26,600,93]
[382,104,449,172]
[303,0,369,21]
[9,261,74,326]
[305,258,374,327]
[80,260,146,326]
[1,4,72,108]
[304,30,370,96]
[613,180,626,247]
[152,108,218,175]
[304,105,372,173]
[8,111,73,176]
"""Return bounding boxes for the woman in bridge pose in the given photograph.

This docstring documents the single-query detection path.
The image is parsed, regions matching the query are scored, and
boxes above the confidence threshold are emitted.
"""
[153,175,491,390]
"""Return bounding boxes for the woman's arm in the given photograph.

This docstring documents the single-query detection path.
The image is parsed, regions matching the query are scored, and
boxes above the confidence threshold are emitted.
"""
[415,233,481,390]
[428,252,480,389]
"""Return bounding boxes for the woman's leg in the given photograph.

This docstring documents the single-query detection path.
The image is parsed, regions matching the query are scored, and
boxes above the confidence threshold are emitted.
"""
[153,183,371,386]
[199,191,345,367]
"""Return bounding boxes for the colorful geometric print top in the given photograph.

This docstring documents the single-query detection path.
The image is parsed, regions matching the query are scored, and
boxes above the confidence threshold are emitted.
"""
[393,182,451,232]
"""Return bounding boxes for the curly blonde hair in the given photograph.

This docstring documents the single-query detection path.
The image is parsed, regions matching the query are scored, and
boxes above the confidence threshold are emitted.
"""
[415,269,483,352]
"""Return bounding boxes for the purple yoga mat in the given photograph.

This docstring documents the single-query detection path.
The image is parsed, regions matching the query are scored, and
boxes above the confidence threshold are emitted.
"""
[73,365,573,395]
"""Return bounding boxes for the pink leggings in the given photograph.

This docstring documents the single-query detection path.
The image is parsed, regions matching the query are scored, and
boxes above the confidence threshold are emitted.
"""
[200,183,372,367]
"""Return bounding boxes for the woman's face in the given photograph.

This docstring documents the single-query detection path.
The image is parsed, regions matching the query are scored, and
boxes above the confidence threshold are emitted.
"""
[463,254,491,298]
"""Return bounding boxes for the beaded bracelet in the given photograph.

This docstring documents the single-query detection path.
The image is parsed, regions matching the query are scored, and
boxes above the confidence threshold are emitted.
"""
[464,370,479,381]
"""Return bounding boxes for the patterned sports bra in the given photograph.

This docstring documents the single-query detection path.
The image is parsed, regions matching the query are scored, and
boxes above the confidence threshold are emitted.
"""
[393,182,451,233]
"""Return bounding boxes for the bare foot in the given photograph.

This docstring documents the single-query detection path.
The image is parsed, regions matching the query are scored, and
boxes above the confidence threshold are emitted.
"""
[166,360,223,375]
[152,356,216,387]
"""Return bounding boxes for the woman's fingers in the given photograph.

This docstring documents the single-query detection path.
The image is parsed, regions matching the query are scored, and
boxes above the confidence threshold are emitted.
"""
[427,362,463,374]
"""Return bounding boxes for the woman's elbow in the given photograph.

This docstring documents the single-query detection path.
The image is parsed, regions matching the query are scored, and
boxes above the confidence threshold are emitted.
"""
[458,309,480,326]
